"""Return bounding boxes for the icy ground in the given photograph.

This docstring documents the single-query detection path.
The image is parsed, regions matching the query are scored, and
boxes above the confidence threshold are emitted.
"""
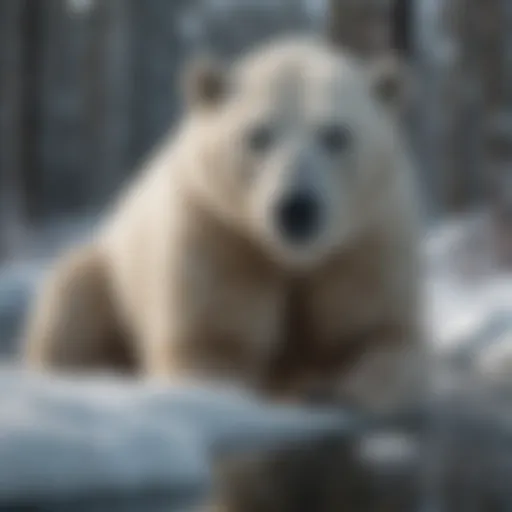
[0,367,349,511]
[0,212,511,510]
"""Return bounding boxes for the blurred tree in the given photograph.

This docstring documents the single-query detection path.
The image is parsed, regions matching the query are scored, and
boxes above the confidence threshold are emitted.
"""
[87,0,133,208]
[327,0,393,57]
[391,0,412,58]
[0,0,30,258]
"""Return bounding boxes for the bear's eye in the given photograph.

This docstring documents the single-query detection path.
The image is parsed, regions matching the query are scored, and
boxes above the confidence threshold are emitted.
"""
[246,124,275,153]
[317,124,352,154]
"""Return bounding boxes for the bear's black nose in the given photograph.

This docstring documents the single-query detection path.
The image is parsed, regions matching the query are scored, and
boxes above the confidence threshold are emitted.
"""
[275,191,321,244]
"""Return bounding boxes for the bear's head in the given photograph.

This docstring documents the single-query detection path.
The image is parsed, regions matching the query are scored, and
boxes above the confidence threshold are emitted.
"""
[180,37,407,271]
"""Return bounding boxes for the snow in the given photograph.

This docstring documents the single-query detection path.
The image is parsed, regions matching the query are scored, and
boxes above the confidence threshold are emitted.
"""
[0,367,348,509]
[424,213,512,361]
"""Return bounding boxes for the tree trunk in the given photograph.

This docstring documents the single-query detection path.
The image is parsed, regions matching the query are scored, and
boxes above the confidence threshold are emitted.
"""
[86,0,133,210]
[327,0,393,57]
[0,0,27,258]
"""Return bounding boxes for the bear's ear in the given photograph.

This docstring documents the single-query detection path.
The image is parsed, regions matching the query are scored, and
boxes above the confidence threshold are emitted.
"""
[367,53,406,106]
[182,55,228,109]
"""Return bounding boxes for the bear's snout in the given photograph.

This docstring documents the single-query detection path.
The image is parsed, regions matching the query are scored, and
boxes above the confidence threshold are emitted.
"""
[274,190,322,245]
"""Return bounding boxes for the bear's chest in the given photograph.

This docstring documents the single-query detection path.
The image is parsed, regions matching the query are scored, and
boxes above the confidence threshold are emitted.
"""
[263,250,399,396]
[289,250,391,346]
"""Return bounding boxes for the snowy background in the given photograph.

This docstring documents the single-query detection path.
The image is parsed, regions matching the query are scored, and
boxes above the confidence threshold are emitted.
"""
[1,0,512,510]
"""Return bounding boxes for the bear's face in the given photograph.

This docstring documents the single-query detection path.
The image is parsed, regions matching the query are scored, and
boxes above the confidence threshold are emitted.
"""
[183,40,403,270]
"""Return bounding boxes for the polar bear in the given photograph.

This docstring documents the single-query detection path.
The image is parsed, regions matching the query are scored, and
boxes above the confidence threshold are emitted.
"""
[23,36,425,411]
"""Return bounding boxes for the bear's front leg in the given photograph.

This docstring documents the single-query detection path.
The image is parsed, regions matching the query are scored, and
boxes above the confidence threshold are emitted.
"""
[138,240,286,388]
[23,245,135,373]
